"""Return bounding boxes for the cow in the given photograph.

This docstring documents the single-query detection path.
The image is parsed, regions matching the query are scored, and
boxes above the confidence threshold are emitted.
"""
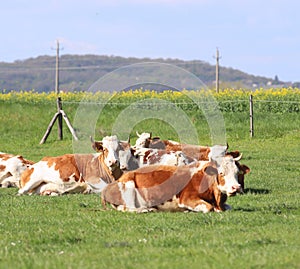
[18,135,125,195]
[101,153,244,213]
[118,145,195,171]
[0,152,34,188]
[132,132,226,162]
[134,148,193,167]
[133,131,153,149]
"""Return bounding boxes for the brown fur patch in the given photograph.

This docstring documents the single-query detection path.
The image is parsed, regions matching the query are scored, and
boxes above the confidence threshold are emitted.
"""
[0,164,6,172]
[20,167,34,187]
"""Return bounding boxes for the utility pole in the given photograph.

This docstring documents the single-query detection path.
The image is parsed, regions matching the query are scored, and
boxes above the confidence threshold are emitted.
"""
[40,40,78,144]
[55,40,60,95]
[55,40,62,139]
[214,47,221,93]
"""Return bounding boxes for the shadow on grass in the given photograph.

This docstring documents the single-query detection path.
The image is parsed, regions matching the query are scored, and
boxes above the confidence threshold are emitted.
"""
[244,188,270,195]
[233,207,257,212]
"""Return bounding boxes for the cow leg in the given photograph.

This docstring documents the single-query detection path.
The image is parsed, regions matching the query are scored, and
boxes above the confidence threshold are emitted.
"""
[34,183,61,196]
[136,207,157,213]
[18,162,64,195]
[18,179,45,195]
[213,189,228,211]
[192,200,214,213]
[179,198,214,213]
[18,172,51,195]
[1,175,18,188]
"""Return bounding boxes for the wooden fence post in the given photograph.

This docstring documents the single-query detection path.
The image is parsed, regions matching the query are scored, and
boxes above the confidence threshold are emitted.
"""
[40,97,78,144]
[250,94,254,137]
[57,97,63,140]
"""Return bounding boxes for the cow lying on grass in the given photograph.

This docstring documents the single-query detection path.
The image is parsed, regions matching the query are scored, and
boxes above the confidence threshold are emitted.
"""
[102,153,247,213]
[0,153,34,188]
[132,132,251,191]
[18,136,126,195]
[133,132,213,161]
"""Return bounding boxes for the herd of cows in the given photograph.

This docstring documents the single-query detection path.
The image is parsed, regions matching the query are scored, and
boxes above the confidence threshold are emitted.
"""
[0,132,250,213]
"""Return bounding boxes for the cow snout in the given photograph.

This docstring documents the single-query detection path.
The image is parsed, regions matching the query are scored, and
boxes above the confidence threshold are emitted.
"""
[107,158,118,166]
[228,184,241,196]
[120,163,128,170]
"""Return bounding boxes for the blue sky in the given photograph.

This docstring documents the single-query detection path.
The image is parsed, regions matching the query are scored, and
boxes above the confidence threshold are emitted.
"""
[1,0,299,82]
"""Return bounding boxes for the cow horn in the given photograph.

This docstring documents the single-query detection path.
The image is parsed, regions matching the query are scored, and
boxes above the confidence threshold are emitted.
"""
[127,135,130,144]
[233,153,243,161]
[90,136,95,143]
[136,131,141,137]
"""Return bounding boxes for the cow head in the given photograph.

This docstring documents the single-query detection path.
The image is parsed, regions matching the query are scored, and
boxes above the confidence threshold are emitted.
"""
[133,131,152,149]
[91,135,122,170]
[227,151,251,192]
[216,153,242,196]
[118,142,139,171]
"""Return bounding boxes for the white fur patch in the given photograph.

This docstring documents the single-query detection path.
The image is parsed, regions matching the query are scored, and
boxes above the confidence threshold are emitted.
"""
[179,202,210,213]
[118,181,148,211]
[86,178,108,194]
[102,135,120,167]
[0,155,32,188]
[133,132,151,149]
[217,155,240,195]
[18,161,63,195]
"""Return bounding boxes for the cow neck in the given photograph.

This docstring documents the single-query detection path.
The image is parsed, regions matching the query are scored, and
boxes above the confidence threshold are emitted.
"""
[111,166,123,180]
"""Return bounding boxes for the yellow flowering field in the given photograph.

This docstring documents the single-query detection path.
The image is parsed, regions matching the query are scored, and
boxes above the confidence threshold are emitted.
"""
[1,87,300,112]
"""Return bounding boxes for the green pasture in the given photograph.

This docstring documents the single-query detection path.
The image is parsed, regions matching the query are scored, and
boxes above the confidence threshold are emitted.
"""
[0,94,299,269]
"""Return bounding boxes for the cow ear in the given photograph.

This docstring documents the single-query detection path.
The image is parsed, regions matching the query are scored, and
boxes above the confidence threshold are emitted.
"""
[90,136,103,152]
[92,141,104,152]
[228,150,240,159]
[240,164,250,174]
[204,165,218,176]
[130,148,136,156]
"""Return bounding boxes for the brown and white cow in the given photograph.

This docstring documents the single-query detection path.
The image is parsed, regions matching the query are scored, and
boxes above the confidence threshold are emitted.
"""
[101,153,244,213]
[134,148,193,167]
[0,152,34,188]
[133,132,227,163]
[18,135,125,195]
[118,146,194,171]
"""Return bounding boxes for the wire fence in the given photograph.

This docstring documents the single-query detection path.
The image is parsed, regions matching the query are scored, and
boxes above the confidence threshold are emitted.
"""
[61,97,300,113]
[57,95,300,138]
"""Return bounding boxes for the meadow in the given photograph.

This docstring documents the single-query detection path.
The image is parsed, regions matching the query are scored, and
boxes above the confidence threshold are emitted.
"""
[0,88,299,269]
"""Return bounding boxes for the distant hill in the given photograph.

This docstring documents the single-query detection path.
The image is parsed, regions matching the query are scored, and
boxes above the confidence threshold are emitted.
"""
[0,54,289,92]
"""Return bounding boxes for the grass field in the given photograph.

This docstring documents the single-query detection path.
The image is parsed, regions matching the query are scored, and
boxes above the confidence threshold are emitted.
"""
[0,91,300,269]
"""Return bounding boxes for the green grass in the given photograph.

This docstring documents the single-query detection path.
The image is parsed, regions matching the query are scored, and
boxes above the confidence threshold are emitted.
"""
[0,99,300,269]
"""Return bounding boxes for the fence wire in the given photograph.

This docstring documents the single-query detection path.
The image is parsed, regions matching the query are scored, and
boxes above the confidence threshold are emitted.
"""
[61,99,300,105]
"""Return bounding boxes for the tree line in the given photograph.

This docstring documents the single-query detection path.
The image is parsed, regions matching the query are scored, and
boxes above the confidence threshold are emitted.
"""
[0,54,282,92]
